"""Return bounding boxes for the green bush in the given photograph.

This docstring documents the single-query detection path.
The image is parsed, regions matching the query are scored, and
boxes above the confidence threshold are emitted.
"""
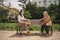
[0,6,9,23]
[52,24,60,31]
[24,10,32,18]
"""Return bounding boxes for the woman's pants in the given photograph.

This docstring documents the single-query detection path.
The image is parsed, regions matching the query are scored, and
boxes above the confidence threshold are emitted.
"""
[41,23,50,34]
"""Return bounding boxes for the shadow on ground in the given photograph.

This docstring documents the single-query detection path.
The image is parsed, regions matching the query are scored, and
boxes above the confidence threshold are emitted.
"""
[9,33,52,38]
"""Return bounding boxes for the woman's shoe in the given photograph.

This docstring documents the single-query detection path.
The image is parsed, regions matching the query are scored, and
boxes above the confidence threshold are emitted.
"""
[45,33,50,37]
[27,30,30,33]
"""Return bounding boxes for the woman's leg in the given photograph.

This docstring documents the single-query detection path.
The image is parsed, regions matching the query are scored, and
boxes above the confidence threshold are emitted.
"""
[18,23,25,33]
[51,26,53,35]
[41,25,44,33]
[25,23,30,33]
[41,23,46,34]
[45,26,50,34]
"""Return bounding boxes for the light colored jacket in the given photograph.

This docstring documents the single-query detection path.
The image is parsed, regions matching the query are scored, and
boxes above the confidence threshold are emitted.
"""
[18,15,26,23]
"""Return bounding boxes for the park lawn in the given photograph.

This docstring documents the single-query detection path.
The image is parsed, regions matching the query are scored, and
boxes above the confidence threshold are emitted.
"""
[0,23,17,30]
[0,23,60,31]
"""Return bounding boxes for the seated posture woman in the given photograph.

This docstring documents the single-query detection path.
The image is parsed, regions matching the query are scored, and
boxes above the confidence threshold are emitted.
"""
[40,11,52,36]
[18,10,30,33]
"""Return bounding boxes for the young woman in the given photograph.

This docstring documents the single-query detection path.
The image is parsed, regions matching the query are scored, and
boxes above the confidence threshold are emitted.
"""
[40,11,52,36]
[18,10,30,33]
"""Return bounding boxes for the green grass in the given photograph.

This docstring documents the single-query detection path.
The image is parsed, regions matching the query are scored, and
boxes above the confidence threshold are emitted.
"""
[0,23,17,30]
[0,23,60,31]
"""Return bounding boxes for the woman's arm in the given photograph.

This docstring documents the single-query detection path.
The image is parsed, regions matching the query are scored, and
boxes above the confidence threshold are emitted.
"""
[44,15,51,23]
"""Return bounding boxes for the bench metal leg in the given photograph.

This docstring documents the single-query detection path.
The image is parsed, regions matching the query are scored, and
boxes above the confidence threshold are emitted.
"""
[17,26,18,34]
[51,26,53,35]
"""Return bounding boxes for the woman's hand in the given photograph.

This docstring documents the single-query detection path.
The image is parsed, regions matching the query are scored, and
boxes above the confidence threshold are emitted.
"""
[39,19,44,25]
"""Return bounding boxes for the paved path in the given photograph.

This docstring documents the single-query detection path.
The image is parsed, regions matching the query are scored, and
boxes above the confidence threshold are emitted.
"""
[0,31,60,40]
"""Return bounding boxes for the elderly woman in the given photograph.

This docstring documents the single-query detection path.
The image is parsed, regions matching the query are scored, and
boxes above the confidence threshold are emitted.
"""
[40,11,52,36]
[18,10,30,33]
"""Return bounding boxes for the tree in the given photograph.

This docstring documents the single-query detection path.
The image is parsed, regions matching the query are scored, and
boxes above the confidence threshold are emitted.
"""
[7,8,19,22]
[0,6,18,23]
[59,0,60,6]
[47,3,60,20]
[0,0,3,5]
[56,0,60,20]
[26,2,37,19]
[26,2,47,19]
[24,10,32,19]
[18,0,27,4]
[47,4,57,20]
[0,6,9,22]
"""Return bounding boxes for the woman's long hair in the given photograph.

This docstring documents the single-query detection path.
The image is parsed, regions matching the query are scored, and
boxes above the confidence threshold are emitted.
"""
[19,10,23,17]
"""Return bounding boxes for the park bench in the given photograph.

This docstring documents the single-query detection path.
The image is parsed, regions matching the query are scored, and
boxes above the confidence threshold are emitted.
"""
[16,19,53,35]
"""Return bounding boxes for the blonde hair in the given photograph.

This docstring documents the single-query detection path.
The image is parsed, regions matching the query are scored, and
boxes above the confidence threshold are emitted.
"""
[43,11,48,15]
